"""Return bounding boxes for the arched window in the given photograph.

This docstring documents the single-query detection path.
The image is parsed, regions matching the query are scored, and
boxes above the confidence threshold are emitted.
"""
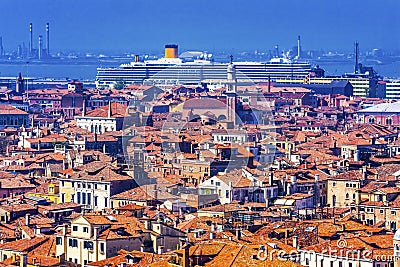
[386,117,393,125]
[368,116,375,124]
[345,193,349,199]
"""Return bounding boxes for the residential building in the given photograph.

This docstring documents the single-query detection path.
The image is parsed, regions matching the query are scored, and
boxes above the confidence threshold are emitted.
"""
[55,214,185,266]
[75,102,127,133]
[58,164,135,211]
[0,104,29,129]
[357,101,400,126]
[327,169,368,207]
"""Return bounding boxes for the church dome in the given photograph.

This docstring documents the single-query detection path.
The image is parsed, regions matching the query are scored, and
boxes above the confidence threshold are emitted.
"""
[394,228,400,241]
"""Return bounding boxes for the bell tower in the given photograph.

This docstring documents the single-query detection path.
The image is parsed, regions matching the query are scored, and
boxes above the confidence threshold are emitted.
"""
[16,73,25,94]
[226,55,237,125]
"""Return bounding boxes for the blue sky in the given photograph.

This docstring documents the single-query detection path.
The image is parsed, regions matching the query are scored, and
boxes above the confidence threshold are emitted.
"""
[1,0,399,53]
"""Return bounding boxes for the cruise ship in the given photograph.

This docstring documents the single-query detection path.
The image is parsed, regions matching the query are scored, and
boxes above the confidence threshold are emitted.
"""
[95,45,314,87]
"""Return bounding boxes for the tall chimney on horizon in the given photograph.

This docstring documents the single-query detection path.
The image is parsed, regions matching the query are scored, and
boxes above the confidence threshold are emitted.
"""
[46,23,50,56]
[38,35,43,60]
[0,37,3,56]
[29,23,33,56]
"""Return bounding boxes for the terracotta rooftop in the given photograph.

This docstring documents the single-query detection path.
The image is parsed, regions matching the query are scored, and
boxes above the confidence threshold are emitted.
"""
[0,105,28,115]
[85,102,127,118]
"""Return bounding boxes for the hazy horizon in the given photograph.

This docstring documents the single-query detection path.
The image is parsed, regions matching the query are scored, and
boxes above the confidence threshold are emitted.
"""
[0,0,399,54]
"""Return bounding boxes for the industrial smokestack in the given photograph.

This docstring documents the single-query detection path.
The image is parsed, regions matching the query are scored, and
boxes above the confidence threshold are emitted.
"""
[46,23,50,56]
[0,37,3,56]
[297,35,301,59]
[29,23,33,56]
[38,35,43,60]
[275,45,279,58]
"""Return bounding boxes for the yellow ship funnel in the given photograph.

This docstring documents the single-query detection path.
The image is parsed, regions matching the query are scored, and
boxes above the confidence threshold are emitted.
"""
[165,44,178,58]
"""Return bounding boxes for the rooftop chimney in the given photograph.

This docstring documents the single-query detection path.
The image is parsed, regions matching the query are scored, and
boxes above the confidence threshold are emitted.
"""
[82,99,86,117]
[362,166,367,180]
[210,232,216,239]
[293,235,298,249]
[269,173,274,186]
[290,175,297,184]
[108,101,112,118]
[236,229,241,240]
[25,213,30,226]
